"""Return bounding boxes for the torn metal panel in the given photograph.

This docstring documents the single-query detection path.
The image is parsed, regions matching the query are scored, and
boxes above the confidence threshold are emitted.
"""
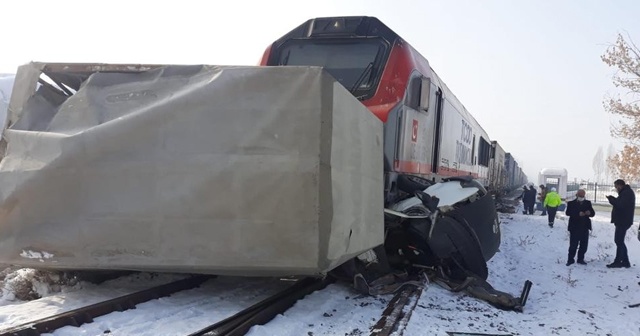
[7,62,165,128]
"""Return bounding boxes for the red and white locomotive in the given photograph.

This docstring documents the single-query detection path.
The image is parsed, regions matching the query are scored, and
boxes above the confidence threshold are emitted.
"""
[260,16,524,206]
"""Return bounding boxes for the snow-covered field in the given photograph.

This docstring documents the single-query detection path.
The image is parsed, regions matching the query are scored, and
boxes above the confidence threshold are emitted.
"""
[250,210,640,336]
[400,212,640,336]
[1,209,640,335]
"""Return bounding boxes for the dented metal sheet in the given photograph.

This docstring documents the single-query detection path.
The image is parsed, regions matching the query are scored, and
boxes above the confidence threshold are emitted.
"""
[0,63,384,276]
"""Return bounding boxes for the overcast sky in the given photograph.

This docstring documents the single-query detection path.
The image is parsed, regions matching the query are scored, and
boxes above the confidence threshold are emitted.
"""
[2,0,639,182]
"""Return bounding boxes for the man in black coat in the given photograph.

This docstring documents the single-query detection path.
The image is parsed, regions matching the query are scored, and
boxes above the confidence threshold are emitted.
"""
[565,189,595,266]
[606,179,635,268]
[520,185,536,215]
[526,185,537,214]
[538,185,548,216]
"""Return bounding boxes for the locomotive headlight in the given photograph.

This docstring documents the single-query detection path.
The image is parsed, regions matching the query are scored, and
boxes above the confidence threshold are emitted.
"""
[309,17,363,36]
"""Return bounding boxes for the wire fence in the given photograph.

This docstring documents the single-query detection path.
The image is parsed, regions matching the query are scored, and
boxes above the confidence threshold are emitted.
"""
[566,182,640,205]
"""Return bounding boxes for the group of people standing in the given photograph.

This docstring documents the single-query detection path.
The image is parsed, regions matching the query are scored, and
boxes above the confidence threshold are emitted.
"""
[519,184,563,227]
[522,179,638,269]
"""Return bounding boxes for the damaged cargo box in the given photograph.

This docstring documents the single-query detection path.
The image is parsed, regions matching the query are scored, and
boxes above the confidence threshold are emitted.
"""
[0,63,384,276]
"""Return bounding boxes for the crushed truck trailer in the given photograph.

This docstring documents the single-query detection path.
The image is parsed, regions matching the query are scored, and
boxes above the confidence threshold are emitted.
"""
[0,63,384,276]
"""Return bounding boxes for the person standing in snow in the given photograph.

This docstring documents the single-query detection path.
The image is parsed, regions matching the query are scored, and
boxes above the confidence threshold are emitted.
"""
[538,185,547,216]
[518,186,528,214]
[544,187,562,227]
[527,184,537,214]
[606,179,635,268]
[520,185,536,215]
[565,189,594,266]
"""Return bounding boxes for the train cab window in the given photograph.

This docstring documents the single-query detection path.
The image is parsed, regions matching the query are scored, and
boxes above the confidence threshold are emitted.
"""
[406,76,431,111]
[406,77,421,110]
[275,39,387,99]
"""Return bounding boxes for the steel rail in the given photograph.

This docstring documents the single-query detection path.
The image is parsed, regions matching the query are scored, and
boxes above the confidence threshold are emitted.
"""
[188,276,334,336]
[0,275,212,336]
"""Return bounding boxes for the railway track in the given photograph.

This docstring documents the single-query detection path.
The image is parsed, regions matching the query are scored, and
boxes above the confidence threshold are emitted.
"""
[0,275,334,336]
[187,277,334,336]
[369,284,425,336]
[0,275,212,336]
[0,272,432,336]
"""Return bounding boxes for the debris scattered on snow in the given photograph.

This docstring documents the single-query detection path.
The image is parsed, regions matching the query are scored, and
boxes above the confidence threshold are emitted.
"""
[0,268,79,302]
[1,211,640,335]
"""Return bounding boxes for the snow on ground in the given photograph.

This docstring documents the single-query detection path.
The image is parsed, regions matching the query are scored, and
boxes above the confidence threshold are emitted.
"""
[0,272,188,329]
[0,267,79,303]
[247,283,389,336]
[249,210,640,336]
[49,277,291,336]
[0,272,292,335]
[403,211,640,336]
[2,208,640,335]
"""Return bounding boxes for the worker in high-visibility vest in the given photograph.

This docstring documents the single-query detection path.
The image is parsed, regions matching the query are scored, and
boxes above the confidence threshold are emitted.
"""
[544,187,562,228]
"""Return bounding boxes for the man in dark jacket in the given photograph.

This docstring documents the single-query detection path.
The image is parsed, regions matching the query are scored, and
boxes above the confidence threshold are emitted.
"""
[606,179,635,268]
[538,185,547,216]
[565,189,595,266]
[520,185,536,215]
[527,185,537,214]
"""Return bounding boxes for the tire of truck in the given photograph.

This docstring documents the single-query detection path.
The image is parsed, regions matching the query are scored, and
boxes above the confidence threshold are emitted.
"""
[397,174,433,194]
[427,216,489,280]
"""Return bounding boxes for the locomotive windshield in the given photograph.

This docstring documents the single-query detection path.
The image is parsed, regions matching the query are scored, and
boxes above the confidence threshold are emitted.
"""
[275,38,387,99]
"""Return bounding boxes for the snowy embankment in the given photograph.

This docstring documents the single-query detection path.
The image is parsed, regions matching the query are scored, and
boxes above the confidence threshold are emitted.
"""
[1,209,640,335]
[250,210,640,336]
[0,272,189,329]
[0,272,294,335]
[400,212,640,336]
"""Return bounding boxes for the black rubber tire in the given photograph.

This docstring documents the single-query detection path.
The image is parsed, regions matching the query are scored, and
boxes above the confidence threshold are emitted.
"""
[428,216,489,280]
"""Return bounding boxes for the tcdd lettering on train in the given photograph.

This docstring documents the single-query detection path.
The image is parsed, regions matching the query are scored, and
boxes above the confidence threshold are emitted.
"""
[455,140,471,165]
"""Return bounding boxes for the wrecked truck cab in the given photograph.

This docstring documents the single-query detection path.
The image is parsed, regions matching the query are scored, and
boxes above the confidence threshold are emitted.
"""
[357,178,530,312]
[345,176,508,301]
[391,178,501,263]
[383,179,499,280]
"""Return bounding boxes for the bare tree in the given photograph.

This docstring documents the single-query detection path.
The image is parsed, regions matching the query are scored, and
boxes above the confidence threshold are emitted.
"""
[592,147,604,182]
[602,33,640,181]
[607,145,640,183]
[605,143,616,182]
